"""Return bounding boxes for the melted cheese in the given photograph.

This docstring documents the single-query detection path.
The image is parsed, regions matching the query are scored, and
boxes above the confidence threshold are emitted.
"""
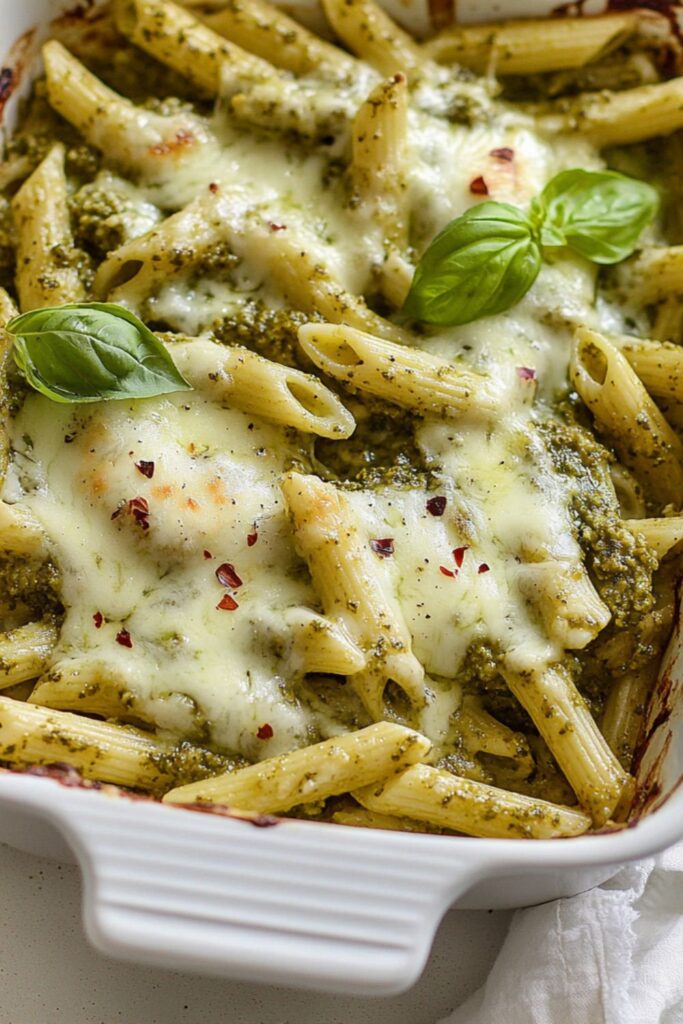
[4,42,637,760]
[11,382,323,757]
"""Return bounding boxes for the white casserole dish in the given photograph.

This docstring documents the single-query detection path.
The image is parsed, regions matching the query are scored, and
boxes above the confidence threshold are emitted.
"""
[0,0,681,996]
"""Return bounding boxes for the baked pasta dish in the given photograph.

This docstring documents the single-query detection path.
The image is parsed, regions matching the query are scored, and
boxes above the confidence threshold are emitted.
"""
[0,0,682,839]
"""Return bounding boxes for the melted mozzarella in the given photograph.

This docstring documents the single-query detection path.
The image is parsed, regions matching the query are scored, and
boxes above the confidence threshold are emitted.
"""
[10,383,326,758]
[5,61,627,758]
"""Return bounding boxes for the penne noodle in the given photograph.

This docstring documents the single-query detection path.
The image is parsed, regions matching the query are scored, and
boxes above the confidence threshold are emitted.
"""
[167,337,355,438]
[652,296,683,344]
[0,289,17,485]
[458,696,533,781]
[502,661,633,826]
[163,721,431,809]
[282,472,426,719]
[537,77,683,146]
[350,73,410,249]
[114,0,272,97]
[331,805,438,832]
[276,608,367,676]
[43,40,213,178]
[202,0,356,80]
[321,0,427,79]
[11,143,85,312]
[227,74,356,140]
[0,696,237,792]
[618,245,683,306]
[354,763,592,839]
[0,621,58,690]
[517,560,611,650]
[571,328,683,507]
[424,13,638,76]
[601,662,658,771]
[298,321,497,418]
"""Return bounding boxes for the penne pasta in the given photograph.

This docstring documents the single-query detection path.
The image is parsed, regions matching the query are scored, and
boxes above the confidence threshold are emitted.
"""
[272,608,367,676]
[281,472,426,719]
[0,696,237,792]
[0,289,17,486]
[613,334,683,405]
[571,328,683,506]
[0,621,58,690]
[537,77,683,146]
[167,337,355,438]
[502,661,633,826]
[331,805,437,832]
[114,0,272,97]
[354,763,592,839]
[202,0,356,80]
[424,13,639,76]
[163,721,431,809]
[11,144,85,312]
[227,74,356,140]
[601,662,658,771]
[652,296,683,344]
[458,696,533,781]
[43,40,212,178]
[0,504,47,559]
[321,0,427,79]
[618,245,683,306]
[349,73,409,249]
[298,321,497,418]
[517,560,611,650]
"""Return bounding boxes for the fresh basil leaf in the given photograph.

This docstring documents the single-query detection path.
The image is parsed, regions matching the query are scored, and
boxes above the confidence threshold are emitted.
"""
[537,169,658,265]
[403,203,542,326]
[7,302,191,403]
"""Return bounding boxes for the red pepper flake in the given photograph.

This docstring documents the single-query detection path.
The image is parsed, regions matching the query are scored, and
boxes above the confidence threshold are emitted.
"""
[93,611,103,629]
[257,723,274,740]
[115,628,132,648]
[453,546,468,568]
[439,566,457,578]
[208,181,219,193]
[478,563,490,574]
[469,175,489,196]
[128,496,150,530]
[203,549,213,560]
[426,495,447,516]
[216,594,239,611]
[112,497,150,530]
[135,460,155,479]
[269,222,287,232]
[247,531,258,547]
[516,366,537,381]
[370,538,394,557]
[216,563,243,588]
[490,147,514,162]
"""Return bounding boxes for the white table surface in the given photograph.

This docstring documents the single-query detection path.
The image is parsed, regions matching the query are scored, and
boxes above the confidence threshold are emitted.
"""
[0,842,511,1024]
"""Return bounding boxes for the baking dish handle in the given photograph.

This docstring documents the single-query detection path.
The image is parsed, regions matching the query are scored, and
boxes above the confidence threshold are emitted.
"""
[40,787,481,995]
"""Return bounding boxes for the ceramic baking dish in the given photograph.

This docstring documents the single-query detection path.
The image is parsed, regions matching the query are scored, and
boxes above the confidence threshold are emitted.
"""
[0,0,681,996]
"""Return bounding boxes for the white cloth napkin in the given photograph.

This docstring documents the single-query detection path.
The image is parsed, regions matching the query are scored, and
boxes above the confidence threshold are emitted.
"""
[440,842,683,1024]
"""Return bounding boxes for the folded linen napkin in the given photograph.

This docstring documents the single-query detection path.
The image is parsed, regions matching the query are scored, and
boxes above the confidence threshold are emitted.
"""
[440,842,683,1024]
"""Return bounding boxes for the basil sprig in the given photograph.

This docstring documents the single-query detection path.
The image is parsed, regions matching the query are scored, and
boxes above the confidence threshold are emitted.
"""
[403,169,659,327]
[403,203,542,327]
[7,302,191,403]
